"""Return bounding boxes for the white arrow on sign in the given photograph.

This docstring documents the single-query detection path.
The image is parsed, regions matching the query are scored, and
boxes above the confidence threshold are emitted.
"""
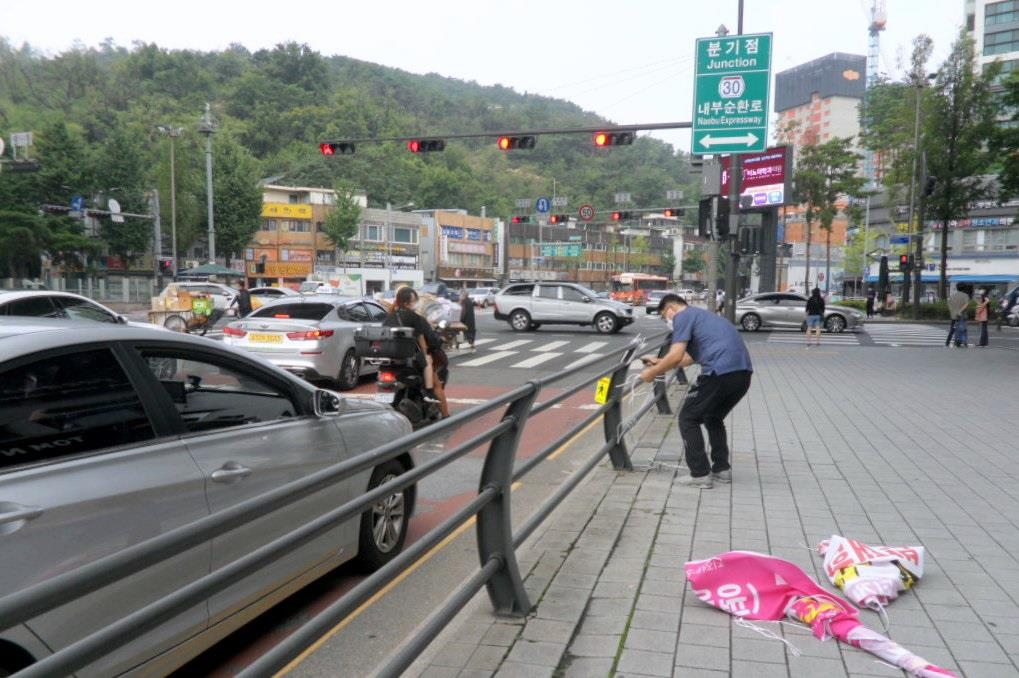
[699,132,759,148]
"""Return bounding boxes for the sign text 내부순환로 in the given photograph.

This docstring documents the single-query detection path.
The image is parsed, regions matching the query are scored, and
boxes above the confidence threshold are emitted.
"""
[692,33,772,155]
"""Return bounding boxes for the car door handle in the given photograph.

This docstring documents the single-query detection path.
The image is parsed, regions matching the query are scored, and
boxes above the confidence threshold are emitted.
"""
[0,503,44,531]
[210,463,253,483]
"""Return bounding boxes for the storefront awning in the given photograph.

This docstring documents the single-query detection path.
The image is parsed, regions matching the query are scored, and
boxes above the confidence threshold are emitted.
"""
[946,274,1019,284]
[864,273,939,283]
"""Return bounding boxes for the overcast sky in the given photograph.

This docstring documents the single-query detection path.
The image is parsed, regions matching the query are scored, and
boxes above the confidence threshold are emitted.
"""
[3,0,964,150]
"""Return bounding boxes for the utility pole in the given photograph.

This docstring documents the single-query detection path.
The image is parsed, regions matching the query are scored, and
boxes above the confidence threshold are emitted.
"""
[197,103,217,262]
[723,1,745,323]
[156,125,183,271]
[151,189,162,291]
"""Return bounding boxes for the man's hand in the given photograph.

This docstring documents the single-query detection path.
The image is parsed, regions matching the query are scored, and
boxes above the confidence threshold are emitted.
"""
[639,367,656,384]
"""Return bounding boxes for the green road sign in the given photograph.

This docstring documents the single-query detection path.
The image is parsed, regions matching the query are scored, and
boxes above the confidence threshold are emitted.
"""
[692,32,772,155]
[541,243,582,257]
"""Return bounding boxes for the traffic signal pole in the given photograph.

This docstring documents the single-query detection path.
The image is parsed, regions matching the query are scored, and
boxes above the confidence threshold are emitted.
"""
[725,154,741,323]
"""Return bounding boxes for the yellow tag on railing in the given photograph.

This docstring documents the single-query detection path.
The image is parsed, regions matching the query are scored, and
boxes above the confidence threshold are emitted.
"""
[594,377,611,404]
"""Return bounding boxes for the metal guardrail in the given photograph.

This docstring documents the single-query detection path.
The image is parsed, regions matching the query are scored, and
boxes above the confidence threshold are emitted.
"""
[0,331,675,677]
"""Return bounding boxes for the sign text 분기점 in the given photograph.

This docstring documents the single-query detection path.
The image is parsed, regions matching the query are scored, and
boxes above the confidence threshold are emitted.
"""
[692,33,772,155]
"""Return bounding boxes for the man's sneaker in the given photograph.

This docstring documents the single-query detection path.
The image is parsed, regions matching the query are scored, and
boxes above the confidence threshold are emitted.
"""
[712,469,732,483]
[677,474,713,489]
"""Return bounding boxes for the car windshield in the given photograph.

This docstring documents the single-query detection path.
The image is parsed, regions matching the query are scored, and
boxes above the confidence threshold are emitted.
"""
[249,303,333,321]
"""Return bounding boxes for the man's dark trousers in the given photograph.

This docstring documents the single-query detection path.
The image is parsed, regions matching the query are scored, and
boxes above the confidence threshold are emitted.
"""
[678,370,752,478]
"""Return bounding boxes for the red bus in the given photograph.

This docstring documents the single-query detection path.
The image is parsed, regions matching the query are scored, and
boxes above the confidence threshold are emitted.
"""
[609,272,669,306]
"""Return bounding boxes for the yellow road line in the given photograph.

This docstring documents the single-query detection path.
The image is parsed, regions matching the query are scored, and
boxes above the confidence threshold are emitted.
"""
[277,481,524,676]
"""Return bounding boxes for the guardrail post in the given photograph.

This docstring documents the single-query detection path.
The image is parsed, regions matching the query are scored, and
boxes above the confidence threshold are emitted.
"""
[653,340,675,414]
[477,384,539,616]
[603,344,638,470]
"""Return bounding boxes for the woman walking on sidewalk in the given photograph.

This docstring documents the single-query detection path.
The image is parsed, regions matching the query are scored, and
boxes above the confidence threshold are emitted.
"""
[805,288,825,347]
[976,290,990,347]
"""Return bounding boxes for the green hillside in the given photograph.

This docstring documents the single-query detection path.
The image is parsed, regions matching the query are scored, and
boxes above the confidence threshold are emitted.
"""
[0,39,694,275]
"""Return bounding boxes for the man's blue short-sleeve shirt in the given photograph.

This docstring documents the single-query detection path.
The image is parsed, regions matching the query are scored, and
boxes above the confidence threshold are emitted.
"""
[671,306,753,375]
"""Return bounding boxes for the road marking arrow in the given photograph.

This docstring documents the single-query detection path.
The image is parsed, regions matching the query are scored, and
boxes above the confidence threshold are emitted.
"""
[698,132,759,148]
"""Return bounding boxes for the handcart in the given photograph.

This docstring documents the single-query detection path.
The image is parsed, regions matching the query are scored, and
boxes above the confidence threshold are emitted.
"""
[148,288,217,335]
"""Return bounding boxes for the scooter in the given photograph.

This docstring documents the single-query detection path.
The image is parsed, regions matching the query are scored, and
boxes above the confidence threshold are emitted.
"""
[369,355,442,429]
[354,325,442,429]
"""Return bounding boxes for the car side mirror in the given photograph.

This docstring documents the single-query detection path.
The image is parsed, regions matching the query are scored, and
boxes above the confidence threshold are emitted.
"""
[314,389,343,416]
[582,296,591,302]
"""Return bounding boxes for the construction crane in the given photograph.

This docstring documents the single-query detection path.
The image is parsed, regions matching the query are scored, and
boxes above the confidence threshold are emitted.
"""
[864,0,887,185]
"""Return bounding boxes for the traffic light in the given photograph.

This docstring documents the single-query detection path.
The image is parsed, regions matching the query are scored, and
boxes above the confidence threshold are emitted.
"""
[593,131,635,147]
[716,199,731,238]
[319,141,355,155]
[923,176,937,197]
[159,259,174,275]
[497,135,536,150]
[611,211,634,221]
[511,216,531,224]
[899,254,910,272]
[549,214,569,224]
[407,139,446,153]
[664,208,684,217]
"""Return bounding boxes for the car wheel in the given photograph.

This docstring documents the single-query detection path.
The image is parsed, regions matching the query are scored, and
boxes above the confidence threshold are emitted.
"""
[825,314,847,333]
[335,350,360,391]
[740,313,761,332]
[356,460,410,570]
[163,314,187,333]
[1008,315,1019,328]
[594,312,618,334]
[509,309,531,331]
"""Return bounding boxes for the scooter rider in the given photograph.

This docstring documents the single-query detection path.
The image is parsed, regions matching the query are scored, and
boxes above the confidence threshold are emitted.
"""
[382,287,450,418]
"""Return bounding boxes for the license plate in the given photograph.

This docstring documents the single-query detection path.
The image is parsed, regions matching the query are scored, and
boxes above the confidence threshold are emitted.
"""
[249,333,282,343]
[374,392,395,404]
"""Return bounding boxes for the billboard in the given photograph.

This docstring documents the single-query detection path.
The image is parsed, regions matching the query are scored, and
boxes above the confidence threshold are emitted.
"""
[721,145,792,208]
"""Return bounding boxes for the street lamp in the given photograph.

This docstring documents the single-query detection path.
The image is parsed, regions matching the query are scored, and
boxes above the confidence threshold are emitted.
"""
[910,72,937,315]
[197,103,217,262]
[156,125,183,272]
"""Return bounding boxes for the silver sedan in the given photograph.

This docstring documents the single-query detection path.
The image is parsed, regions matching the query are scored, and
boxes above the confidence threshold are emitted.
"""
[223,295,389,390]
[735,292,864,333]
[0,317,414,677]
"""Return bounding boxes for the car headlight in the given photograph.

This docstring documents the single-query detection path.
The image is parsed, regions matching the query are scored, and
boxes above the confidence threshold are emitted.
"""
[852,312,863,319]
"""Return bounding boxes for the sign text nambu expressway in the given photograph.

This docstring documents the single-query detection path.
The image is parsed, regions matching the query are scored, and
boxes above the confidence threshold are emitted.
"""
[692,32,772,155]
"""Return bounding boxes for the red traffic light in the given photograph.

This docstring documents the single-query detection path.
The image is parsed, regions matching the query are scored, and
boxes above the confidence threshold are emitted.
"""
[593,131,635,147]
[611,211,621,221]
[320,141,355,155]
[407,139,445,153]
[664,208,684,217]
[511,216,531,224]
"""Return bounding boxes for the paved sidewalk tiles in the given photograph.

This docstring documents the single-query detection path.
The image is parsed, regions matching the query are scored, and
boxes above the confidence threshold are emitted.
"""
[406,344,1019,677]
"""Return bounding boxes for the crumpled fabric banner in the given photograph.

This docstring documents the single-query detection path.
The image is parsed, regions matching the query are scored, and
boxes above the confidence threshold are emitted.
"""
[818,535,924,610]
[685,550,956,678]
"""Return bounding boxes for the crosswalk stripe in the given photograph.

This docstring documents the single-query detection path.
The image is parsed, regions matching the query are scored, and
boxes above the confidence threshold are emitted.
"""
[767,334,859,344]
[563,355,605,370]
[459,350,518,367]
[496,339,534,351]
[472,338,498,346]
[534,340,571,352]
[574,341,609,353]
[511,353,563,368]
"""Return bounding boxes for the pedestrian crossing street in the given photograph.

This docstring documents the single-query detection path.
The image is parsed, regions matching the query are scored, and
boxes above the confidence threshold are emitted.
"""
[453,337,622,370]
[764,323,950,347]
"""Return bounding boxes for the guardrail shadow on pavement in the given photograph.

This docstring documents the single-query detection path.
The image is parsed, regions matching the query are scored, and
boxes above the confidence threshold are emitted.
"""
[0,331,673,678]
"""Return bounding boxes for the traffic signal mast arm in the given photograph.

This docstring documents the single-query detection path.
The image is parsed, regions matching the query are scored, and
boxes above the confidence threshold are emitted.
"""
[318,121,692,151]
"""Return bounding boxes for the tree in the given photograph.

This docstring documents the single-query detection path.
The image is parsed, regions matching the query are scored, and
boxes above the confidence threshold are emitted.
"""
[210,131,263,266]
[926,30,1001,299]
[793,137,866,295]
[321,186,363,265]
[681,250,704,277]
[93,126,153,264]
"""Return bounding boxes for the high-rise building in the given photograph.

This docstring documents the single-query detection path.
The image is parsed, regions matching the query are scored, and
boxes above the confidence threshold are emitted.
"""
[968,0,1019,88]
[774,53,867,150]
